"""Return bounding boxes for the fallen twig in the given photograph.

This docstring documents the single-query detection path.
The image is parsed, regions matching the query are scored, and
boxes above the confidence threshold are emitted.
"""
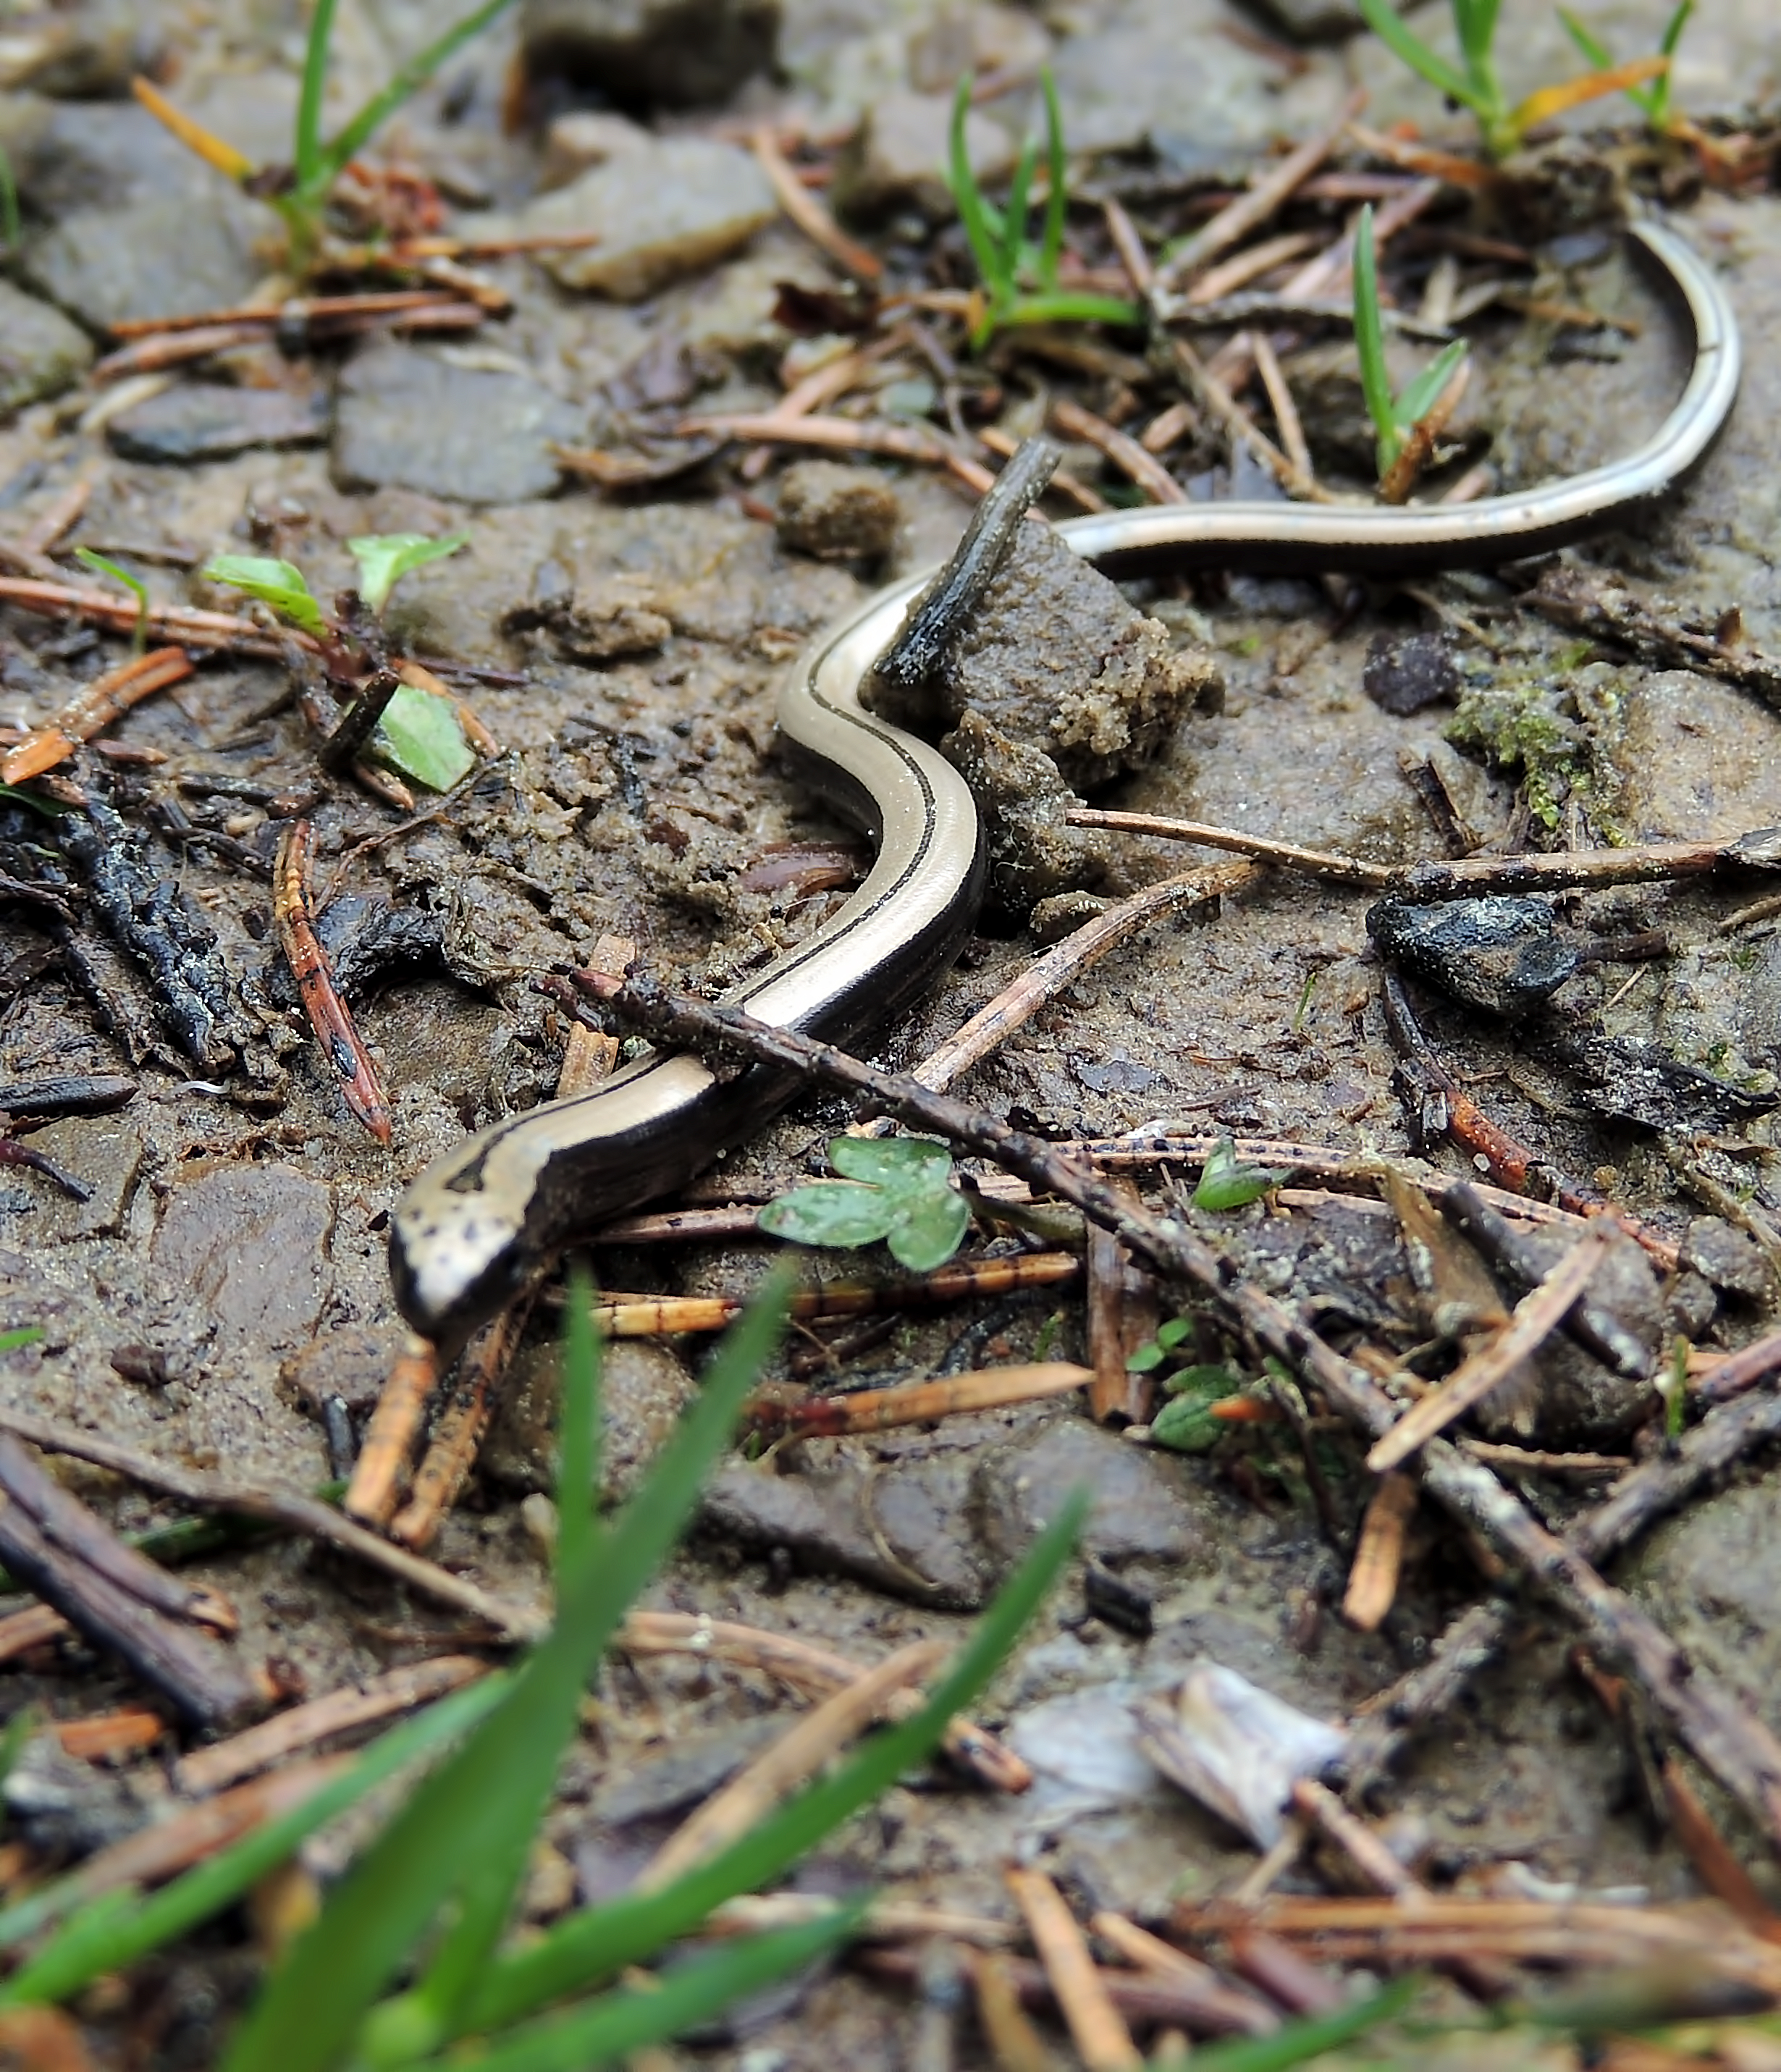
[0,1434,256,1730]
[751,125,883,284]
[1,648,193,785]
[741,1360,1092,1440]
[0,1407,546,1643]
[1006,1866,1144,2072]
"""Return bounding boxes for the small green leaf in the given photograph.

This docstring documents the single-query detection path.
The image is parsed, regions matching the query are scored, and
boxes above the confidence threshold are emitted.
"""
[886,1189,972,1272]
[759,1181,893,1250]
[0,1328,43,1352]
[1354,0,1475,110]
[1193,1139,1287,1213]
[348,531,470,615]
[203,555,327,637]
[371,682,475,792]
[829,1136,951,1184]
[1394,337,1469,435]
[1149,1395,1229,1453]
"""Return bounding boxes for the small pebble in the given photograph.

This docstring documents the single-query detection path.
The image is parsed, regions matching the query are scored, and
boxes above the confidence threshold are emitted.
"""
[774,460,902,562]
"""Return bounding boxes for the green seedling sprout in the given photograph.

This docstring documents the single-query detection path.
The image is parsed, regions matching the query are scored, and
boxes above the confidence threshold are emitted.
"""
[1559,0,1692,133]
[134,0,517,277]
[760,1134,971,1271]
[74,547,151,654]
[1355,0,1672,160]
[1352,204,1469,494]
[1192,1137,1289,1213]
[203,542,476,791]
[2,1273,1084,2065]
[948,68,1143,348]
[348,531,469,617]
[0,1326,43,1353]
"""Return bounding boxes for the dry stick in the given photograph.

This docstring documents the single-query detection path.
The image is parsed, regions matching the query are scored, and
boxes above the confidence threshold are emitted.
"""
[0,576,316,659]
[20,478,93,557]
[173,1656,488,1796]
[742,1361,1094,1440]
[1051,395,1186,505]
[1088,1913,1279,2034]
[390,1302,530,1551]
[56,1709,167,1761]
[1070,807,1781,896]
[1066,809,1391,888]
[1185,230,1322,306]
[347,1334,439,1526]
[1660,1756,1781,1940]
[273,820,392,1146]
[872,434,1059,697]
[1365,1222,1615,1473]
[751,125,883,284]
[969,1951,1056,2072]
[579,971,1781,1855]
[1101,196,1155,298]
[620,1612,1027,1790]
[877,1945,1275,2042]
[639,1640,945,1891]
[1696,1324,1781,1404]
[1166,333,1337,504]
[0,1436,256,1731]
[977,425,1108,514]
[1153,88,1366,292]
[0,1407,547,1643]
[1005,1865,1145,2072]
[675,412,955,466]
[618,1611,1029,1791]
[1249,331,1314,487]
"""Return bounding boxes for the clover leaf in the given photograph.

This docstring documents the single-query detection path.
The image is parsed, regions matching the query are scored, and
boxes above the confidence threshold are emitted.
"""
[759,1135,970,1272]
[1192,1137,1288,1213]
[371,681,475,792]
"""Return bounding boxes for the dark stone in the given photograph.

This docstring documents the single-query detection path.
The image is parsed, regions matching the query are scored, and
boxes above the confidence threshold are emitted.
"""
[0,279,93,412]
[520,0,780,110]
[25,190,271,333]
[1363,630,1460,715]
[775,461,902,562]
[1368,896,1579,1019]
[333,340,581,505]
[971,1419,1206,1572]
[938,711,1111,921]
[282,1326,409,1418]
[1558,1034,1780,1132]
[105,382,330,464]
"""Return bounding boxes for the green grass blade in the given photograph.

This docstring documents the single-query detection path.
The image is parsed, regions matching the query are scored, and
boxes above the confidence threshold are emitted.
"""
[308,0,519,198]
[1037,66,1068,291]
[293,0,339,193]
[0,1677,505,2005]
[1001,133,1037,288]
[414,1912,860,2072]
[1649,0,1693,123]
[1180,1975,1421,2068]
[1350,206,1397,476]
[405,1279,604,2029]
[73,547,150,654]
[1001,292,1143,330]
[1354,0,1476,109]
[0,140,19,251]
[463,1913,859,2072]
[458,1488,1086,2038]
[226,1280,788,2072]
[1393,336,1468,432]
[948,72,1007,297]
[1557,6,1612,69]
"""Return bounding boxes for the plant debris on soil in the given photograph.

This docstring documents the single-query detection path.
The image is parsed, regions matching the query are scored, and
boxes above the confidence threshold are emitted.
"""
[7,0,1781,2064]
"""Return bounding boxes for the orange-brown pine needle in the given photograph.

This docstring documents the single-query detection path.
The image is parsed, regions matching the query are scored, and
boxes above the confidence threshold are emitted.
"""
[2,647,192,783]
[345,1332,438,1525]
[742,1361,1093,1440]
[131,76,255,181]
[274,819,392,1145]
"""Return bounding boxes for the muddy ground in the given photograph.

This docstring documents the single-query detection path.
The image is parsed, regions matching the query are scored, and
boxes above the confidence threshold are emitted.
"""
[4,0,1781,2065]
